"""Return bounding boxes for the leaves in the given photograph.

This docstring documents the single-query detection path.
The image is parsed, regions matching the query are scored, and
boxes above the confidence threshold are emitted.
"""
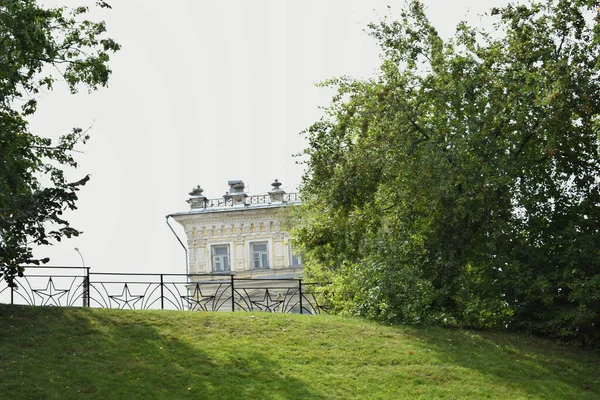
[294,0,600,345]
[0,0,119,285]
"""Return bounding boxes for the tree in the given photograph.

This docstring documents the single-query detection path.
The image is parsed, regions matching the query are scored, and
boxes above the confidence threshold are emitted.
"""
[293,0,600,344]
[0,0,119,285]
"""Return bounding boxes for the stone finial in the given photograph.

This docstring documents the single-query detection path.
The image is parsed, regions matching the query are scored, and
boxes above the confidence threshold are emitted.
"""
[227,180,247,206]
[268,179,285,203]
[189,185,204,197]
[271,179,282,190]
[187,185,208,209]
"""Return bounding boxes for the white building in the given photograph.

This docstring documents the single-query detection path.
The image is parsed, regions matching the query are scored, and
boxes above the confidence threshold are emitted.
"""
[169,180,302,281]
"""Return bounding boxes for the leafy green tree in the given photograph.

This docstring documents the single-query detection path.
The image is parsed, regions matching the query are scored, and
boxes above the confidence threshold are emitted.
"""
[294,0,600,344]
[0,0,119,285]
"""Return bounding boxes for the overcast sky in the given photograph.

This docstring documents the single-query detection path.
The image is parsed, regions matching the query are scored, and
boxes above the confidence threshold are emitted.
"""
[30,0,512,274]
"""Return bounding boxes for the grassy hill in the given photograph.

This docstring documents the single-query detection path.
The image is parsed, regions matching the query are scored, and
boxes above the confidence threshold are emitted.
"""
[0,305,598,399]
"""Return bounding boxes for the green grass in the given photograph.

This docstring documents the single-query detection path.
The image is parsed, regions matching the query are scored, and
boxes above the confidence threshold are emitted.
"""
[0,305,598,399]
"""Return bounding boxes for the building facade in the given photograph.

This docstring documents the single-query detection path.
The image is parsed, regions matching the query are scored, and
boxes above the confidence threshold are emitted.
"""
[170,180,302,281]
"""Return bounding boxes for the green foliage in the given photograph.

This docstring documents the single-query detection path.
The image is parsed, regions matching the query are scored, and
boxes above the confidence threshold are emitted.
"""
[293,0,600,345]
[0,0,119,284]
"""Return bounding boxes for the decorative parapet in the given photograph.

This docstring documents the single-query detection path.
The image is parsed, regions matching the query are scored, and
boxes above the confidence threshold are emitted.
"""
[202,193,300,209]
[187,179,300,211]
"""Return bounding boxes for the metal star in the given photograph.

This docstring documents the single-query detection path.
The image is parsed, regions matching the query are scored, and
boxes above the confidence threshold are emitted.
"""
[109,284,144,310]
[251,289,285,312]
[181,283,215,311]
[33,278,69,306]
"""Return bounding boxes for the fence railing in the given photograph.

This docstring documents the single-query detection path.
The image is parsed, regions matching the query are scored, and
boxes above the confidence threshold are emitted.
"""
[0,266,325,314]
[204,193,301,209]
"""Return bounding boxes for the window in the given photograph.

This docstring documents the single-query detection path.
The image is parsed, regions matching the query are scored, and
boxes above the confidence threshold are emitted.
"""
[251,242,269,269]
[291,252,303,267]
[291,246,303,267]
[212,245,230,272]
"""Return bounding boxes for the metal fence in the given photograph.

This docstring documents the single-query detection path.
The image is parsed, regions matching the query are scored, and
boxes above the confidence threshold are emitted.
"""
[0,266,325,314]
[205,193,301,209]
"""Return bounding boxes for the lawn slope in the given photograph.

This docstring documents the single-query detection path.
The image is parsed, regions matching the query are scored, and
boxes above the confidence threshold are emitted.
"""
[0,305,598,399]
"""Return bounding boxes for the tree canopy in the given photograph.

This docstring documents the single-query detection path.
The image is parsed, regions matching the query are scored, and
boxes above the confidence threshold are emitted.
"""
[293,0,600,345]
[0,0,119,284]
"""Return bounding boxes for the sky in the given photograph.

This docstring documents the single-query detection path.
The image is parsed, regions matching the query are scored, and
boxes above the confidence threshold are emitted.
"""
[29,0,512,274]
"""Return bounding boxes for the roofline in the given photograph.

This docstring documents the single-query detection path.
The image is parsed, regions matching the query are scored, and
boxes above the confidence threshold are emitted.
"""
[166,201,299,219]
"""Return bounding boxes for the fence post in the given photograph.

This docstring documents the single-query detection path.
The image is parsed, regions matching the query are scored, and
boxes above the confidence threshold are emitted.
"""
[160,274,164,310]
[84,267,90,307]
[299,279,303,315]
[231,275,235,311]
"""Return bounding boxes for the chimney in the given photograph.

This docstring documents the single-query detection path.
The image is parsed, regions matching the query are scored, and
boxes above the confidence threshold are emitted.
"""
[227,180,247,206]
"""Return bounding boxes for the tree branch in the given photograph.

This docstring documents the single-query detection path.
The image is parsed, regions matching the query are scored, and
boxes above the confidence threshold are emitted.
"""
[408,117,430,140]
[513,118,542,160]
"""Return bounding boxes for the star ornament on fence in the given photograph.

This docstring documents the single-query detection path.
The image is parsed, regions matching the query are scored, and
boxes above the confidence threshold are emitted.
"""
[252,289,285,312]
[109,284,144,310]
[33,278,69,306]
[182,284,215,311]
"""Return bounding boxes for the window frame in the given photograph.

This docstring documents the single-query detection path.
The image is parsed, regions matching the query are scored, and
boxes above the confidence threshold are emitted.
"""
[249,240,270,270]
[211,244,231,273]
[289,244,303,267]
